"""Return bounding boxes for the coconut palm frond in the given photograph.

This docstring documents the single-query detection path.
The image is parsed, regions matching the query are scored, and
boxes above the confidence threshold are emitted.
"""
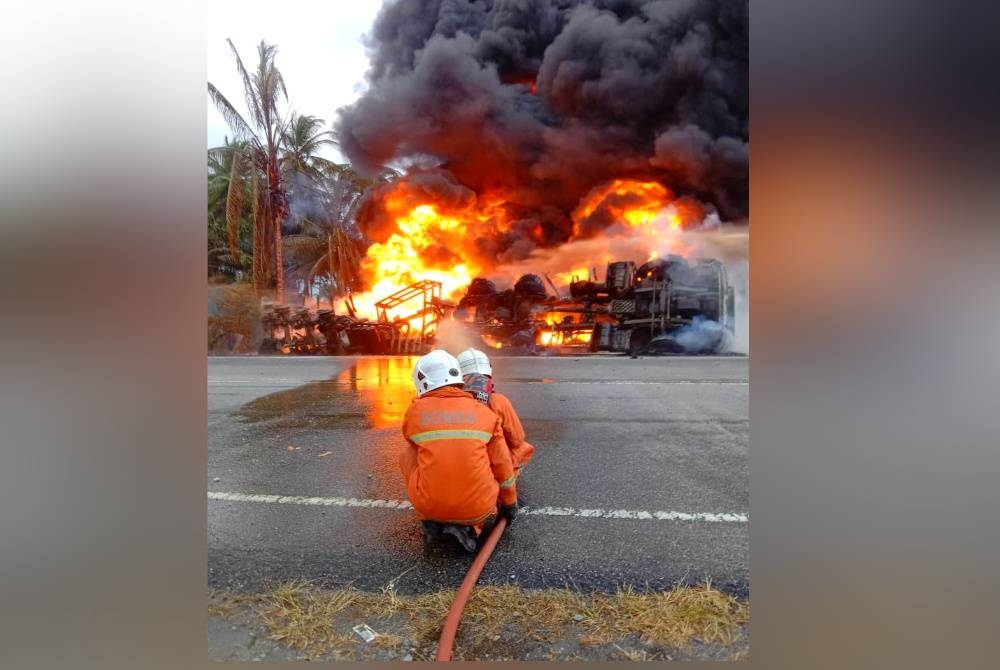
[283,114,334,153]
[308,156,344,174]
[281,113,338,189]
[227,38,266,130]
[282,234,325,260]
[225,151,248,262]
[208,139,246,169]
[254,41,286,137]
[275,69,288,105]
[207,83,258,144]
[208,151,225,174]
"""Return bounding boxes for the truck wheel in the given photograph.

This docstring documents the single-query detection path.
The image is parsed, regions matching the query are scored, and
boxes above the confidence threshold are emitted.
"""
[627,330,650,357]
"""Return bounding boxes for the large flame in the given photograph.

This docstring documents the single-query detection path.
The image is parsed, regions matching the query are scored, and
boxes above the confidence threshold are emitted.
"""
[360,204,478,303]
[343,176,707,321]
[341,184,503,321]
[571,179,703,236]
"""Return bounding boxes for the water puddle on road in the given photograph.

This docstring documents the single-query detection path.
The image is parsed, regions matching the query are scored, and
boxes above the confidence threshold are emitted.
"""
[233,358,422,503]
[238,357,419,430]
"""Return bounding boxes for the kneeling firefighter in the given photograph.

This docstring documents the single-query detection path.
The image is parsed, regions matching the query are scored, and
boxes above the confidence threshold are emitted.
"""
[457,348,536,474]
[400,350,518,552]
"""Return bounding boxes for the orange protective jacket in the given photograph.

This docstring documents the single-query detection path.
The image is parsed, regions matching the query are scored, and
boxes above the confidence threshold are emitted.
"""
[400,386,517,525]
[489,391,536,471]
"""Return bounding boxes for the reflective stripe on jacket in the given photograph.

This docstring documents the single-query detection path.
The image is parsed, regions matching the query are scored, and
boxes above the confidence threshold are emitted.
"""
[400,386,517,524]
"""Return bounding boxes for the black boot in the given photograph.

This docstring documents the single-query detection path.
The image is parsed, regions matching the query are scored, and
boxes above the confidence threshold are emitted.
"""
[421,521,444,545]
[442,524,478,553]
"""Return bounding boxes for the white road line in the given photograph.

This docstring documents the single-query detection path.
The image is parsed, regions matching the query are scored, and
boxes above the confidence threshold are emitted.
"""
[207,379,748,386]
[208,491,413,509]
[503,380,748,385]
[208,491,747,523]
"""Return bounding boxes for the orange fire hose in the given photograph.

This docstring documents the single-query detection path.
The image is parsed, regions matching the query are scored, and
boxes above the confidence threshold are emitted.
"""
[435,516,509,661]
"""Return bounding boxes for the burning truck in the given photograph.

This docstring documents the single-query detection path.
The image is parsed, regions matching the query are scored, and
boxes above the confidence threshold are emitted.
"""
[316,0,748,355]
[455,254,735,356]
[257,252,734,356]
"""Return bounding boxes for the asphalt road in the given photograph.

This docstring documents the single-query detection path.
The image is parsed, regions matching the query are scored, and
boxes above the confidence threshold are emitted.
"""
[208,354,748,597]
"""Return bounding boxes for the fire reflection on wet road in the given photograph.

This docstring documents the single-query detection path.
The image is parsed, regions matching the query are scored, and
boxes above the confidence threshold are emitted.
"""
[209,355,748,595]
[338,357,419,430]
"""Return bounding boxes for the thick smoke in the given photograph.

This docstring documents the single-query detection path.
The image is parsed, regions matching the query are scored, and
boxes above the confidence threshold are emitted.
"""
[337,0,748,255]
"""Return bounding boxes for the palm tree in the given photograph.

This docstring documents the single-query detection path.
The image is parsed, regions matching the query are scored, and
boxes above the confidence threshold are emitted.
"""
[280,122,401,305]
[208,39,290,301]
[280,113,337,243]
[208,139,253,280]
[281,113,338,181]
[282,168,368,302]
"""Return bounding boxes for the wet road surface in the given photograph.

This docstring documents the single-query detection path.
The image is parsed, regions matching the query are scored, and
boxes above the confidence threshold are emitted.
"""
[208,355,748,596]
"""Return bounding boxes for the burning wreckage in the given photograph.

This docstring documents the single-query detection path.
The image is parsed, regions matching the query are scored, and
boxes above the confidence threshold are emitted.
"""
[255,0,748,358]
[261,254,735,356]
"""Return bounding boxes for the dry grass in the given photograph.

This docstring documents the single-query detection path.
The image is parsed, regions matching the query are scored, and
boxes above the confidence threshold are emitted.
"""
[253,580,359,654]
[207,590,248,619]
[373,633,402,651]
[211,580,748,661]
[584,582,749,648]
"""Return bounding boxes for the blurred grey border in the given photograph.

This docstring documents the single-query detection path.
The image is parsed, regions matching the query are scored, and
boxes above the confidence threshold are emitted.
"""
[1,1,998,669]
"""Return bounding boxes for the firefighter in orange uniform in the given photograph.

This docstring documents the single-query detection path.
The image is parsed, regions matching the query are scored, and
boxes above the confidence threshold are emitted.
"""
[457,348,536,473]
[400,350,518,552]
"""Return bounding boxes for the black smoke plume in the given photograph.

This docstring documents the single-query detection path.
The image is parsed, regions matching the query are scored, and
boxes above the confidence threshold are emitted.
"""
[337,0,748,260]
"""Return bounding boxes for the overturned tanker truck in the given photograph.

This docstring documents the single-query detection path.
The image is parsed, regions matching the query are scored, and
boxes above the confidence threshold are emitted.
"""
[257,254,735,356]
[455,254,736,355]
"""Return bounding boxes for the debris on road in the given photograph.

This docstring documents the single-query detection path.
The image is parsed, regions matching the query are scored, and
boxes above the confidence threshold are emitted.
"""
[352,624,378,643]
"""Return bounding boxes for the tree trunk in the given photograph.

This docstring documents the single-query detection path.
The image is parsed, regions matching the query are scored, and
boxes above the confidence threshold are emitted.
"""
[268,163,285,305]
[250,170,266,298]
[328,235,335,298]
[274,212,284,304]
[252,212,265,298]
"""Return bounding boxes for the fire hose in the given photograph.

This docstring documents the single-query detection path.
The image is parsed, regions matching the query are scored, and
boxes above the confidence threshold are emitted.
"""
[435,516,509,661]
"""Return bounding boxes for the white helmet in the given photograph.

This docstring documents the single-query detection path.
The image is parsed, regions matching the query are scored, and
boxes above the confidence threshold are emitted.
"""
[457,348,493,377]
[412,350,464,396]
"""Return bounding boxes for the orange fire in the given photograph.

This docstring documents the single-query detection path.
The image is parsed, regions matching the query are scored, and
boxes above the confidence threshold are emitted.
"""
[537,309,596,348]
[573,179,667,233]
[343,176,704,322]
[361,204,477,297]
[551,265,595,287]
[538,327,592,347]
[571,178,703,237]
[341,185,503,321]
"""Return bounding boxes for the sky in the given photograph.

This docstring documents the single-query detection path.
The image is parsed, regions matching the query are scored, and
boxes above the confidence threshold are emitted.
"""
[206,1,383,162]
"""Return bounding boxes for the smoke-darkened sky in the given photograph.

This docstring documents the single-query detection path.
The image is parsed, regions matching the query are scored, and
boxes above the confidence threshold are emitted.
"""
[337,0,748,229]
